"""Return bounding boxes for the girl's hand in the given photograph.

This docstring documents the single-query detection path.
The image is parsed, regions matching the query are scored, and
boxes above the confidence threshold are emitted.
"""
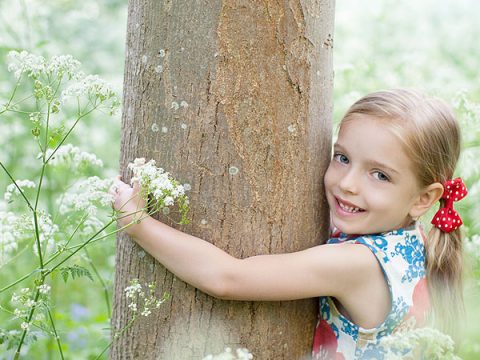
[110,175,148,235]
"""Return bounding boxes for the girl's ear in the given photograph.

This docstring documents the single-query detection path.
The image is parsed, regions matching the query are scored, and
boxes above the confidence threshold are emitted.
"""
[409,182,444,218]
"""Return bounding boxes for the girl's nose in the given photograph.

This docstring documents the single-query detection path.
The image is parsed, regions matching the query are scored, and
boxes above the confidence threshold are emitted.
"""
[338,170,358,194]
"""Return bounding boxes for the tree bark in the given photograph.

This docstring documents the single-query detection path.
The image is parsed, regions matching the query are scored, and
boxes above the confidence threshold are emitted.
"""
[111,0,334,359]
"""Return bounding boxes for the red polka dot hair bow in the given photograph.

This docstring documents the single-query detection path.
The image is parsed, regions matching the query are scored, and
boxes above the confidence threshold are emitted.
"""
[431,177,468,233]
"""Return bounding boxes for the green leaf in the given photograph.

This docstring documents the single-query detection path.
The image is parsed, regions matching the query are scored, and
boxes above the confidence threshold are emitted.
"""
[59,264,94,283]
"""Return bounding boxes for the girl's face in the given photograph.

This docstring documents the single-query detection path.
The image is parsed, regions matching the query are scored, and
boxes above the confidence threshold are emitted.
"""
[324,115,424,235]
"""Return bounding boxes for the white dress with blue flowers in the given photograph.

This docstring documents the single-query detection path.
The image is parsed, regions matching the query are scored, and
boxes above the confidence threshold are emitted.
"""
[312,223,430,360]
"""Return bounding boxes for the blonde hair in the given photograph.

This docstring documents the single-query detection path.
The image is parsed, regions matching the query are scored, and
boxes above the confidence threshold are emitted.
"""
[340,89,463,337]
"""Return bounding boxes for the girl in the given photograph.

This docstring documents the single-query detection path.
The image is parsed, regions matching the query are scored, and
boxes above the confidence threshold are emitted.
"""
[111,89,467,359]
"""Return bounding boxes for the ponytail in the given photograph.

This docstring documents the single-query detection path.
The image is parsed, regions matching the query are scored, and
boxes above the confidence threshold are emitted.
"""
[425,212,464,339]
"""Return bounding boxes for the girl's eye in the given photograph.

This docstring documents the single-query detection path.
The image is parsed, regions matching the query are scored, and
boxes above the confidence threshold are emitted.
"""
[372,171,390,182]
[333,153,349,164]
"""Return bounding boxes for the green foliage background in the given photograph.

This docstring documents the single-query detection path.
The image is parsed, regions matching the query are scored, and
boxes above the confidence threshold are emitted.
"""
[0,0,478,358]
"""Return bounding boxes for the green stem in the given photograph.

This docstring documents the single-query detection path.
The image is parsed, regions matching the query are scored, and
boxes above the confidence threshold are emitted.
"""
[45,219,115,276]
[93,316,137,360]
[47,306,65,360]
[0,162,34,211]
[45,105,99,164]
[14,286,42,359]
[84,248,111,317]
[0,71,23,116]
[0,269,41,294]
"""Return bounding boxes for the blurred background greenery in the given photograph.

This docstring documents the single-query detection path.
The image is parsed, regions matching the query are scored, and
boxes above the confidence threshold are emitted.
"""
[0,0,478,358]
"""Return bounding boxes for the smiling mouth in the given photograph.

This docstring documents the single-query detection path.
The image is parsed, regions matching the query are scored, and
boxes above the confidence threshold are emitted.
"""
[336,198,365,214]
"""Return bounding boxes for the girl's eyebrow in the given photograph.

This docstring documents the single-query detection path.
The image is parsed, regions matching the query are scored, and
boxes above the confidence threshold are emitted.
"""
[366,160,400,175]
[334,142,400,175]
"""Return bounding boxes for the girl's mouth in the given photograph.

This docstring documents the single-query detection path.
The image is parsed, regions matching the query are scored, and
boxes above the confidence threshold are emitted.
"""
[335,197,365,214]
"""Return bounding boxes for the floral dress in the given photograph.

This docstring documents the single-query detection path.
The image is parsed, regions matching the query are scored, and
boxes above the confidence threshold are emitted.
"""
[312,223,430,360]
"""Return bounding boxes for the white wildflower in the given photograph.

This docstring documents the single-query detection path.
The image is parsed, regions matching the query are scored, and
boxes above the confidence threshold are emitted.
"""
[46,54,81,79]
[0,211,21,265]
[20,322,30,331]
[4,179,36,202]
[164,196,174,206]
[171,101,179,110]
[180,100,188,108]
[31,212,59,257]
[128,302,137,312]
[128,158,188,217]
[38,284,51,295]
[62,74,116,102]
[124,279,169,317]
[59,176,113,216]
[45,144,103,168]
[379,327,460,360]
[124,279,143,299]
[25,299,36,308]
[7,51,45,79]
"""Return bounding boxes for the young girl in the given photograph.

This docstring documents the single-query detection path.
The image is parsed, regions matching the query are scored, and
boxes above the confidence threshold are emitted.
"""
[111,89,467,359]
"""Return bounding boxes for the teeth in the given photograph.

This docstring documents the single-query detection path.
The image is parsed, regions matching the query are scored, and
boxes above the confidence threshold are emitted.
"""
[339,201,361,213]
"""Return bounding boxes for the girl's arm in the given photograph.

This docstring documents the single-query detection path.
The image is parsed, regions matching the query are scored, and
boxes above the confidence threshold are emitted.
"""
[112,178,379,302]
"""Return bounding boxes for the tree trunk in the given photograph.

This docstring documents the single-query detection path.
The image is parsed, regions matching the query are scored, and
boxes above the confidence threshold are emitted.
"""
[110,0,334,359]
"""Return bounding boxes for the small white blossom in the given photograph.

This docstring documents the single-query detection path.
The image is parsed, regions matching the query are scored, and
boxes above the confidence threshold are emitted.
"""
[38,284,51,295]
[124,279,169,317]
[62,74,116,102]
[25,299,36,308]
[30,212,59,257]
[45,144,103,168]
[180,100,188,108]
[161,126,168,133]
[127,159,189,223]
[0,211,22,265]
[59,176,113,216]
[379,327,460,360]
[46,55,81,79]
[171,101,179,110]
[151,123,160,132]
[20,322,30,331]
[4,180,36,202]
[7,51,45,79]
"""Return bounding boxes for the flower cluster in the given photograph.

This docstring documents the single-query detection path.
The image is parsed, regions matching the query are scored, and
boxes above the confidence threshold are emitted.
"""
[7,51,82,80]
[10,285,50,333]
[128,158,189,224]
[45,144,103,168]
[31,211,59,257]
[4,179,36,202]
[124,279,170,317]
[379,327,460,360]
[59,176,113,216]
[202,348,253,360]
[62,74,116,102]
[0,211,21,265]
[7,51,46,79]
